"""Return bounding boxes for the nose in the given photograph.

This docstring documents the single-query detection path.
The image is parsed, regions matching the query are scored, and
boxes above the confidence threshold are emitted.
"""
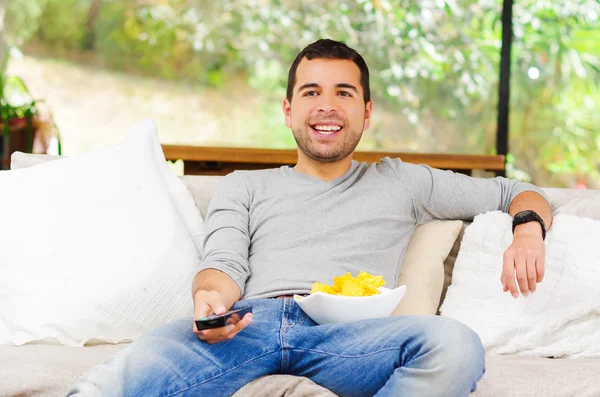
[316,92,338,114]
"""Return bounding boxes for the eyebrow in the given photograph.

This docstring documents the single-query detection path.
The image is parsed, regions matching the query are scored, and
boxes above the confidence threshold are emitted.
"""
[297,83,359,94]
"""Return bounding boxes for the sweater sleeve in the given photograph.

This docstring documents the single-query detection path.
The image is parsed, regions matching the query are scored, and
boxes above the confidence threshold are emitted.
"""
[383,158,548,224]
[198,171,251,296]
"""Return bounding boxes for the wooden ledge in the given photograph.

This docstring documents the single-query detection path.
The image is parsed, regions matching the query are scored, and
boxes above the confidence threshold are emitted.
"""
[161,145,506,176]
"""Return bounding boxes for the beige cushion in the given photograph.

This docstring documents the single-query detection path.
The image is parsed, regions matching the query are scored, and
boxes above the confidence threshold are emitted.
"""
[543,187,600,212]
[472,355,600,397]
[393,220,463,316]
[440,223,468,312]
[180,175,219,218]
[0,344,126,397]
[2,345,599,397]
[553,194,600,220]
[233,376,337,397]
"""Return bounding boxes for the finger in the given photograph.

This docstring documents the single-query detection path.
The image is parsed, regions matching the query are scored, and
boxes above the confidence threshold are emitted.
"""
[198,332,227,344]
[515,253,529,296]
[526,257,537,293]
[205,294,227,316]
[225,314,242,326]
[194,298,212,320]
[500,270,508,292]
[196,295,226,319]
[193,293,218,319]
[194,291,226,320]
[224,313,253,340]
[196,324,236,340]
[503,251,518,298]
[192,305,209,333]
[196,316,246,340]
[197,314,253,343]
[537,252,545,283]
[198,313,253,339]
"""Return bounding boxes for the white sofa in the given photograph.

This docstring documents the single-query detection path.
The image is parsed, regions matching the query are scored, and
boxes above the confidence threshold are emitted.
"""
[1,155,600,397]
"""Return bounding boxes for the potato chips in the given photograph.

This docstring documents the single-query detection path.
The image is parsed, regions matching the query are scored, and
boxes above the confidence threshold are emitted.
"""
[310,271,385,297]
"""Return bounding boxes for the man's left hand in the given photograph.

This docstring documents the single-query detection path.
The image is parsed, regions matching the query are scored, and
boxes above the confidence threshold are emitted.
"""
[501,222,546,298]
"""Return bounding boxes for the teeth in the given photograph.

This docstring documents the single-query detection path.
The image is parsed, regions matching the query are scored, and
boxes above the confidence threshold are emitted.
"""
[314,125,341,133]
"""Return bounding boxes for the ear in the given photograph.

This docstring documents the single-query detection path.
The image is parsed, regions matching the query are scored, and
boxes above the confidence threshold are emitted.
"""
[363,100,373,131]
[283,98,292,128]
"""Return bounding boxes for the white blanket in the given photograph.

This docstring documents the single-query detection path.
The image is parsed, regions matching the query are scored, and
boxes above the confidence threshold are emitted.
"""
[441,211,600,358]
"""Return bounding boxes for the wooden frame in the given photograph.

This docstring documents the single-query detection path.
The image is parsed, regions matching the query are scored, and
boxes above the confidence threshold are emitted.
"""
[161,145,506,176]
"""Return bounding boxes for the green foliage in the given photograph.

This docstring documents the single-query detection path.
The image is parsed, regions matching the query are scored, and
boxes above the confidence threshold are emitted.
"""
[508,0,600,186]
[4,0,600,187]
[5,0,45,44]
[36,0,88,50]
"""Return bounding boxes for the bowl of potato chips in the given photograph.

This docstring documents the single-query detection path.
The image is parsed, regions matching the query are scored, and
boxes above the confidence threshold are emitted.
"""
[293,271,407,325]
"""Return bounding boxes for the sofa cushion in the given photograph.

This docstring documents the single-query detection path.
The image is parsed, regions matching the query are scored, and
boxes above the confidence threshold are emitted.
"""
[472,355,600,397]
[543,187,600,214]
[392,220,463,315]
[233,375,337,397]
[0,344,126,397]
[1,345,598,397]
[0,344,334,397]
[439,222,468,313]
[179,175,220,219]
[553,194,600,220]
[0,121,202,346]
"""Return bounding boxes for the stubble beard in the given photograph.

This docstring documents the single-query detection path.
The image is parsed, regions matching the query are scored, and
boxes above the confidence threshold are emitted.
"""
[292,125,363,164]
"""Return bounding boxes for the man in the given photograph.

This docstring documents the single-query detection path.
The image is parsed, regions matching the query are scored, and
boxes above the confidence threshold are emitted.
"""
[68,39,551,396]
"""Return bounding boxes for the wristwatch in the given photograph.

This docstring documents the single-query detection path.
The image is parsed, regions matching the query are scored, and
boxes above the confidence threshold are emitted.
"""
[512,210,547,240]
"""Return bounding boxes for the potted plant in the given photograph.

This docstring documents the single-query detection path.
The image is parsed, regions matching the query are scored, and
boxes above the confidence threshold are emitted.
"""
[0,5,61,170]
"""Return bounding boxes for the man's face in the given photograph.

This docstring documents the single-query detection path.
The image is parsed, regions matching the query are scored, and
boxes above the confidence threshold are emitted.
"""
[283,58,372,163]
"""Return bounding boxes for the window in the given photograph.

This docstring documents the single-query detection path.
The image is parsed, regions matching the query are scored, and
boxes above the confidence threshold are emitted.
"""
[4,0,600,187]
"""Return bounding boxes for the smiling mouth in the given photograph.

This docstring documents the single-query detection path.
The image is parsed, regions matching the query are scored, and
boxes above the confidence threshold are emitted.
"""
[310,123,343,136]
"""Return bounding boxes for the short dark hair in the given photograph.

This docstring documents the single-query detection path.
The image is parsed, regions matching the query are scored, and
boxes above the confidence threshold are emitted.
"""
[286,39,371,104]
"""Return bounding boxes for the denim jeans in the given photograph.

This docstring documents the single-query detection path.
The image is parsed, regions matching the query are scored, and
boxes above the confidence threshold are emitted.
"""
[67,298,485,397]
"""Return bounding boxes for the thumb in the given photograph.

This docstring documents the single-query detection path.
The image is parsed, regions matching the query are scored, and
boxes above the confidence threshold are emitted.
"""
[194,291,226,318]
[206,293,227,316]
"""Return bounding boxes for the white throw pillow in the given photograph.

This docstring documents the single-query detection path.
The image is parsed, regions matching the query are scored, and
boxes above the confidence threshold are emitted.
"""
[10,145,204,254]
[0,120,203,346]
[440,211,600,358]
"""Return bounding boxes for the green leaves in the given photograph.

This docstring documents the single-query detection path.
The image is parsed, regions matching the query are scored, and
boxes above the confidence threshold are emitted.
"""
[4,0,600,186]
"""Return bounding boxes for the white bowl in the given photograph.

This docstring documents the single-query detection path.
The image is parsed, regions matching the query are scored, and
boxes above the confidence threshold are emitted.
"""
[293,285,407,325]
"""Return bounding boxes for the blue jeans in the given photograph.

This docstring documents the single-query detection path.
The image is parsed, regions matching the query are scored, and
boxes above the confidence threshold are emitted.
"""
[67,298,485,397]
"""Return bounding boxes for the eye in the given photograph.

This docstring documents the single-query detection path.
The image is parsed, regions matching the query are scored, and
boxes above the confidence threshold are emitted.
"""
[303,91,318,97]
[338,91,352,97]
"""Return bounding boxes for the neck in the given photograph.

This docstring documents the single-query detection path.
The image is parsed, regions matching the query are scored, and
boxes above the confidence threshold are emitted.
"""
[293,151,354,181]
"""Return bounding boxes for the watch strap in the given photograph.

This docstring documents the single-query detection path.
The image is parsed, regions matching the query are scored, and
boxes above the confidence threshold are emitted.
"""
[512,210,547,240]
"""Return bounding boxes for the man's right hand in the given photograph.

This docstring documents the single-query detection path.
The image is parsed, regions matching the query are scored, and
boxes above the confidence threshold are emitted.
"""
[193,290,253,344]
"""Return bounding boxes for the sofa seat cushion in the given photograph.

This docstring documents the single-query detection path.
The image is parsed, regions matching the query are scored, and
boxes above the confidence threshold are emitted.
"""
[472,355,600,397]
[1,345,599,397]
[0,344,126,397]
